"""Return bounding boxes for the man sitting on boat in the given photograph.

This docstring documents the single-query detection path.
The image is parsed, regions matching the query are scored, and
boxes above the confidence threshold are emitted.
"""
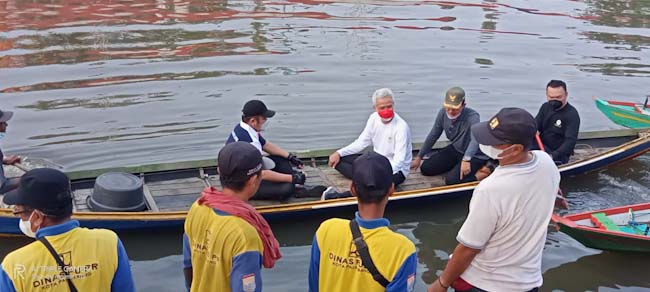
[534,80,581,164]
[428,108,560,292]
[226,100,323,200]
[322,88,412,200]
[410,87,495,185]
[0,109,21,195]
[309,151,417,292]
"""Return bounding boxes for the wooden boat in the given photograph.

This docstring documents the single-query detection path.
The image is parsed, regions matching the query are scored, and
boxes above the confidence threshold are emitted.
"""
[594,96,650,129]
[1,128,649,236]
[551,202,650,253]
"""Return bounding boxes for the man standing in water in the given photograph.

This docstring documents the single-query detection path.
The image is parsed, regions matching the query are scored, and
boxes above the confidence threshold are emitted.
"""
[428,108,560,292]
[0,109,21,194]
[309,151,417,292]
[183,142,281,292]
[322,88,412,200]
[534,80,580,164]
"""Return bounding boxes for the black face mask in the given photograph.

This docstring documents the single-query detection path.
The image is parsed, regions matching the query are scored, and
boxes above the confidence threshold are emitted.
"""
[549,100,563,111]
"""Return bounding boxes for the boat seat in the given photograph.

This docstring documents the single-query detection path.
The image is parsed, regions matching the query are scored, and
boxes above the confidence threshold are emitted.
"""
[590,213,621,231]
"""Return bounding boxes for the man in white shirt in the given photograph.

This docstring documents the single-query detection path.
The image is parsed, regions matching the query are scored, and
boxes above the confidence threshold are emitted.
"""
[428,108,560,292]
[322,88,412,200]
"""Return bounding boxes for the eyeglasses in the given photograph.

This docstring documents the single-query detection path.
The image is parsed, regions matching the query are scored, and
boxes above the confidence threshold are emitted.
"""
[12,209,33,216]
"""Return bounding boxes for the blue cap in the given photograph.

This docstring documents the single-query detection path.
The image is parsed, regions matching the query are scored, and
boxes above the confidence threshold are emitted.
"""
[3,168,73,216]
[472,107,536,146]
[218,142,272,179]
[352,151,393,199]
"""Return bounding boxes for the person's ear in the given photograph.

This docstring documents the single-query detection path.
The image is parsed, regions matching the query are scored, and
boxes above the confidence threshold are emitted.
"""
[30,210,44,231]
[350,182,358,198]
[387,183,395,197]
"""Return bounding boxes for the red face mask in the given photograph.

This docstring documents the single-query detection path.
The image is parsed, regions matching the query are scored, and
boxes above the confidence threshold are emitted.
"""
[377,108,394,120]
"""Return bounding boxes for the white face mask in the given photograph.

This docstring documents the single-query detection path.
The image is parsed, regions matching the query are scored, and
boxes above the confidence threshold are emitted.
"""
[446,111,461,120]
[479,144,505,160]
[18,212,36,238]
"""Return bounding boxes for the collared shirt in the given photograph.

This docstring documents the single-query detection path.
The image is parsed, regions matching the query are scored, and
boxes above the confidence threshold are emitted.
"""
[309,212,417,292]
[337,112,413,176]
[535,102,580,163]
[183,202,263,292]
[226,122,266,153]
[418,107,485,161]
[456,151,560,292]
[0,220,135,292]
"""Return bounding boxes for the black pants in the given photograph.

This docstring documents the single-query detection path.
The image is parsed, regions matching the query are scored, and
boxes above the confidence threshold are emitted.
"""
[328,154,405,199]
[444,157,488,185]
[252,155,295,201]
[420,145,487,185]
[336,154,406,186]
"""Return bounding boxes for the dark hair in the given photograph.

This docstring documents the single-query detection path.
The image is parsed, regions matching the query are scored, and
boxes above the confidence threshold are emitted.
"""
[220,172,260,192]
[38,202,73,222]
[546,80,567,92]
[241,115,255,123]
[353,183,390,203]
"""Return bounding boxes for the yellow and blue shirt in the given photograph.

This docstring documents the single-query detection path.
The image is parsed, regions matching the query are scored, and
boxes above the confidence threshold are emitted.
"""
[309,212,417,292]
[183,202,264,292]
[0,220,135,292]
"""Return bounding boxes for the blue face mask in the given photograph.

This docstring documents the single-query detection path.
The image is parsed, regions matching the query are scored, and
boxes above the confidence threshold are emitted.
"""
[0,133,5,141]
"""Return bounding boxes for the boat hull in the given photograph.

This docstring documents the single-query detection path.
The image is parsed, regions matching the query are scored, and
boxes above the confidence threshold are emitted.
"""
[595,98,650,129]
[1,129,650,236]
[552,203,650,253]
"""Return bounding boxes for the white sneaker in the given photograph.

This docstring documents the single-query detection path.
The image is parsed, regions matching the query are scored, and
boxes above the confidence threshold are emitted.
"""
[320,186,337,201]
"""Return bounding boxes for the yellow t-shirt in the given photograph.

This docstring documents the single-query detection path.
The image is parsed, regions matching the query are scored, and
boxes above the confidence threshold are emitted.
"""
[183,202,264,292]
[309,213,417,292]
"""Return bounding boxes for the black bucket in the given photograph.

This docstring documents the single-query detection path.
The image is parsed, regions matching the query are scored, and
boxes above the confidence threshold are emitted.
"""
[88,172,147,212]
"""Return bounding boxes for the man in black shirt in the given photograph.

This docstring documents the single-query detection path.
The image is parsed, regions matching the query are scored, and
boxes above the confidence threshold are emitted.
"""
[412,87,495,185]
[534,80,581,164]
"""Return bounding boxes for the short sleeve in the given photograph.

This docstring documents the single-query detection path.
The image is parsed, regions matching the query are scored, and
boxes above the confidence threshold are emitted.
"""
[456,187,498,249]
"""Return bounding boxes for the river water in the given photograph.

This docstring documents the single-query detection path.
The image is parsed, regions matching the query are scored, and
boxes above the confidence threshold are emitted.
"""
[1,0,649,291]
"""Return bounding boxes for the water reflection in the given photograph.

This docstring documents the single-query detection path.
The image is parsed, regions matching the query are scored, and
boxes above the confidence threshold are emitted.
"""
[3,67,310,93]
[585,0,650,28]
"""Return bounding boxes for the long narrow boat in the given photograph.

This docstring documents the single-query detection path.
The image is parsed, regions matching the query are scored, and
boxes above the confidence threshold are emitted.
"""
[1,128,649,236]
[594,97,650,129]
[551,202,650,253]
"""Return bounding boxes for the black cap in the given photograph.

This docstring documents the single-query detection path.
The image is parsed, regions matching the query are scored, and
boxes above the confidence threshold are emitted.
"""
[218,142,273,179]
[0,109,13,123]
[3,168,73,216]
[471,107,537,146]
[352,151,393,199]
[242,100,275,118]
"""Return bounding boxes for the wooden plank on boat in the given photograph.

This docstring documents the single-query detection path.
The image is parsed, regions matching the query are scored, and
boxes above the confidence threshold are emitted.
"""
[156,193,200,211]
[147,177,204,187]
[147,181,205,192]
[142,183,160,212]
[150,187,203,197]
